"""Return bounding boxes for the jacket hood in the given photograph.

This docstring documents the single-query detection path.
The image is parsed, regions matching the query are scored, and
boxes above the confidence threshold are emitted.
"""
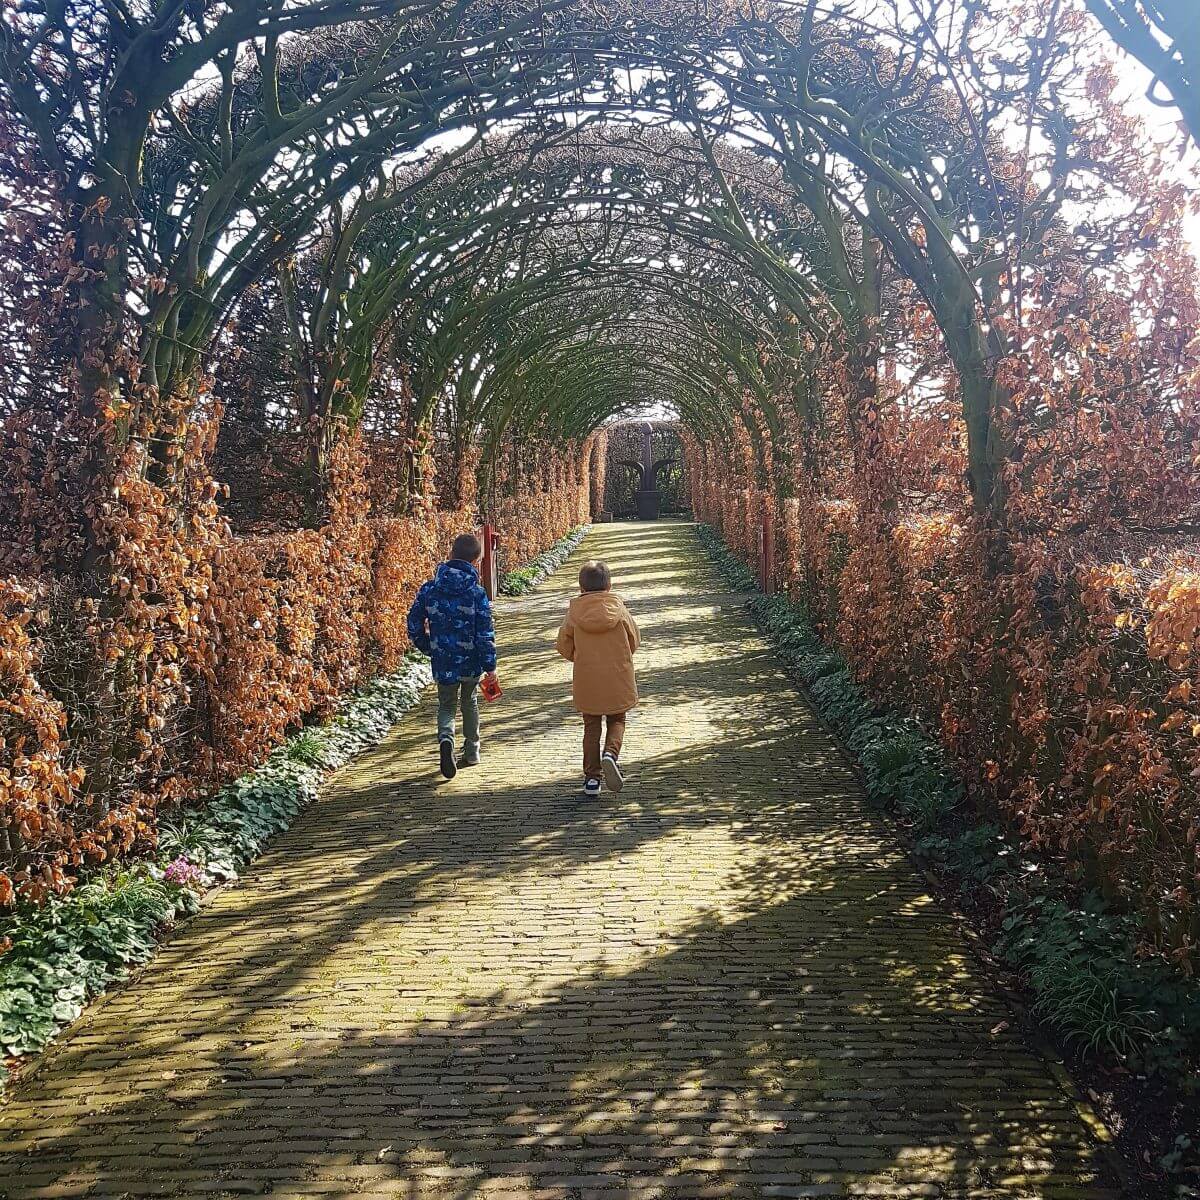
[434,560,480,596]
[570,590,625,633]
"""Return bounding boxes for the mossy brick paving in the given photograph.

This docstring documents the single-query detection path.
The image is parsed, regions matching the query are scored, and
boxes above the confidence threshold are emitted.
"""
[0,522,1119,1199]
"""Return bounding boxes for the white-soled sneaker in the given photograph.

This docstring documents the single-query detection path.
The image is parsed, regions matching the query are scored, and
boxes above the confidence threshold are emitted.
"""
[583,778,601,798]
[601,753,623,793]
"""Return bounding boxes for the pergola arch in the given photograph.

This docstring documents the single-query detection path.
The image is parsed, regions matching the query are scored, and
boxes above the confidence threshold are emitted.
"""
[1,0,1039,519]
[197,121,848,516]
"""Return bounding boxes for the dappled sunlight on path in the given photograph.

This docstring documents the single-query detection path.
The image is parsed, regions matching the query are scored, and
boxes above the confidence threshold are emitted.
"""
[0,523,1117,1198]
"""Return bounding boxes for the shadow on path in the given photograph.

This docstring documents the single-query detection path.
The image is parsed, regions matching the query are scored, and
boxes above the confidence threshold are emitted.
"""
[0,523,1117,1199]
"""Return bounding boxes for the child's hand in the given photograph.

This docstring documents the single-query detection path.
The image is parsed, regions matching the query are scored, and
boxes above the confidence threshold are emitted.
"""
[481,671,502,702]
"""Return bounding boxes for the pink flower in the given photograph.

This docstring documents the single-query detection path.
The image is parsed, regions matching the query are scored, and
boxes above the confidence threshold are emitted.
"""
[163,856,205,890]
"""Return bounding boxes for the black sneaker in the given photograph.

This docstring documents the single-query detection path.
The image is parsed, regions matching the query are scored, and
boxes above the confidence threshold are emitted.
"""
[602,753,623,793]
[439,739,457,779]
[457,750,480,768]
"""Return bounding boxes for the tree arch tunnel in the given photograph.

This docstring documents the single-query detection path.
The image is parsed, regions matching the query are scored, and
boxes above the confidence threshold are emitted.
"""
[3,2,1200,1175]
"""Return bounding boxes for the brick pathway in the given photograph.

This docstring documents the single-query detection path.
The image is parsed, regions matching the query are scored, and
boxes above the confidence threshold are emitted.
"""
[1,522,1118,1199]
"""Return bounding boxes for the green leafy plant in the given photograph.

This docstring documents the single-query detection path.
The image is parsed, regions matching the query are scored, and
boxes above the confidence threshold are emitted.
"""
[0,655,432,1079]
[500,525,590,595]
[0,867,184,1058]
[287,729,333,768]
[696,523,1200,1086]
[997,895,1200,1068]
[916,824,1014,891]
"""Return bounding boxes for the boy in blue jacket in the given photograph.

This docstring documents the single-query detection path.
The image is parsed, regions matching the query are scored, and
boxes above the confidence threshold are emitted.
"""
[406,533,498,779]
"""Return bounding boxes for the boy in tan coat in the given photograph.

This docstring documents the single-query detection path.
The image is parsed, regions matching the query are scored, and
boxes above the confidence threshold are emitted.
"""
[556,560,640,797]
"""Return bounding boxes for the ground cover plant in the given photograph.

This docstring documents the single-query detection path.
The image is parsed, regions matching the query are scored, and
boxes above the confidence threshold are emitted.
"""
[0,657,433,1081]
[698,523,1200,1195]
[500,525,590,596]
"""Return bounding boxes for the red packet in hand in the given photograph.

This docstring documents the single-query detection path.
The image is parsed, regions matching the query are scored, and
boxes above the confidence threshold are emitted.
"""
[481,674,502,703]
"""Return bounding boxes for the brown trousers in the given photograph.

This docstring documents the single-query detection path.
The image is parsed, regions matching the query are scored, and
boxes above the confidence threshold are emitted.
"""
[582,712,626,781]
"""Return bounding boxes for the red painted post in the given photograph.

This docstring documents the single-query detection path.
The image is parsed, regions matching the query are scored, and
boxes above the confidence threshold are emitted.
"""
[761,509,775,595]
[481,524,499,600]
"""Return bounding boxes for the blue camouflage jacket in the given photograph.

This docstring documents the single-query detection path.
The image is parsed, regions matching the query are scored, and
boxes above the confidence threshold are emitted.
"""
[406,560,497,684]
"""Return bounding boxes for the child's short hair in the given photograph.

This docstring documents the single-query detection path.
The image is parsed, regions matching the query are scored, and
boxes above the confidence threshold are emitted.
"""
[579,560,611,593]
[451,532,483,562]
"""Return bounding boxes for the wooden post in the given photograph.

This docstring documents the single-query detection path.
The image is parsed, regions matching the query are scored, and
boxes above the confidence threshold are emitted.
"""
[481,524,499,600]
[761,509,775,595]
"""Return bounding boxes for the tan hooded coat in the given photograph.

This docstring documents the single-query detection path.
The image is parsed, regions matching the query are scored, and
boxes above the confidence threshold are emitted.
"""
[556,591,640,715]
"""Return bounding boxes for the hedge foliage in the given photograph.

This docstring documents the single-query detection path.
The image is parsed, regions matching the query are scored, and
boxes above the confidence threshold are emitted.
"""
[500,525,590,596]
[0,657,431,1075]
[697,524,1200,1088]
